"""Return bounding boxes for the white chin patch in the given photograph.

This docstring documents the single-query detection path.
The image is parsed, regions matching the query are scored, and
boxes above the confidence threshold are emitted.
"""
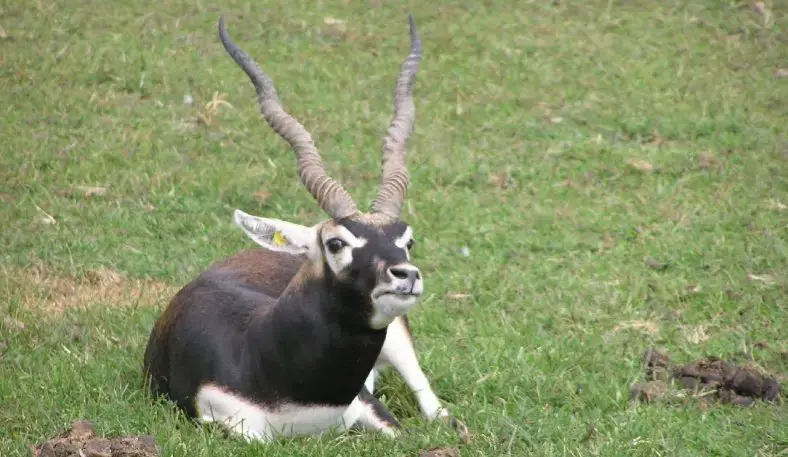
[369,294,419,329]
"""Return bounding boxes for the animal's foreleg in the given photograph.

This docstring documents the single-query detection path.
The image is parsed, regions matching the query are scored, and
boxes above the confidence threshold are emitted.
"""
[354,387,401,437]
[379,318,448,420]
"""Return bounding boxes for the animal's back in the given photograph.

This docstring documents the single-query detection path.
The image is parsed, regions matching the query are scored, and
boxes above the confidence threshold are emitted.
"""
[208,248,306,296]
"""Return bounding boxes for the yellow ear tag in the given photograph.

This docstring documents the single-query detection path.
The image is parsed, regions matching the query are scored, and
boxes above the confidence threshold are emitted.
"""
[272,230,288,247]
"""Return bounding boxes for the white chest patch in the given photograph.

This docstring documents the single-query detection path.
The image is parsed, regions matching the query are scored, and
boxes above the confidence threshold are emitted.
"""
[195,384,364,441]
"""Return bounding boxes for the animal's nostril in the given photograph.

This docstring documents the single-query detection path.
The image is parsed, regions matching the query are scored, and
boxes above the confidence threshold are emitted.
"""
[389,267,409,280]
[388,266,421,284]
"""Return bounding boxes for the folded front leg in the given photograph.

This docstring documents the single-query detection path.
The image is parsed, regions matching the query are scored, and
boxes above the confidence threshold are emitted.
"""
[354,386,401,437]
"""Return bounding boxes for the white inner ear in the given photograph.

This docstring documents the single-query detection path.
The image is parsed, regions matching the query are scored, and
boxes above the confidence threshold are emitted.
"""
[233,209,318,256]
[323,225,367,274]
[394,226,413,260]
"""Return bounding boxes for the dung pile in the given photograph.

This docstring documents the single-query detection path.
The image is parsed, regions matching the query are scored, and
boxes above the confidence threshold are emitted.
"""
[631,347,782,406]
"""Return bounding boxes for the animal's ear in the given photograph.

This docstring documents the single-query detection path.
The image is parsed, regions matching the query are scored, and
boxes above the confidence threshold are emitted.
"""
[233,209,318,256]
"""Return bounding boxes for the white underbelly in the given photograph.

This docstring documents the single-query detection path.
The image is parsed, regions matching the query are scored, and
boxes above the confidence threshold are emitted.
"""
[195,384,363,441]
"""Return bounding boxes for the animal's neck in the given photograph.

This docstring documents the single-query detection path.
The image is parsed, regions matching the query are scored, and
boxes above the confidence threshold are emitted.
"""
[244,264,386,405]
[276,263,378,332]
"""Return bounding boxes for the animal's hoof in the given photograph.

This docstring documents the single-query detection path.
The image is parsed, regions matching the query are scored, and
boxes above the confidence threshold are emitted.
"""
[444,416,470,443]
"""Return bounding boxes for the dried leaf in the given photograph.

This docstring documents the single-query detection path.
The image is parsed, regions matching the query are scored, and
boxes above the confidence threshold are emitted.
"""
[626,158,654,173]
[488,172,511,190]
[644,129,664,148]
[254,189,272,203]
[748,273,775,285]
[613,320,660,336]
[766,199,786,211]
[75,185,107,197]
[698,150,720,170]
[323,16,347,32]
[84,268,123,286]
[205,92,232,111]
[0,26,7,39]
[645,257,669,271]
[447,293,471,300]
[774,68,788,78]
[602,232,615,250]
[500,45,520,57]
[752,2,772,26]
[539,102,562,125]
[581,422,597,442]
[323,16,346,26]
[556,178,576,188]
[196,92,232,127]
[37,215,56,225]
[34,205,56,225]
[682,325,710,344]
[2,316,26,331]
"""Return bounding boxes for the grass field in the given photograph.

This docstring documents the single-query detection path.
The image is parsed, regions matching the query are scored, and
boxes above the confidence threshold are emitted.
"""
[1,0,787,455]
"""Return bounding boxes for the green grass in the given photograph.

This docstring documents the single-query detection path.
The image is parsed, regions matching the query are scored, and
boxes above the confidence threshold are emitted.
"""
[1,0,787,455]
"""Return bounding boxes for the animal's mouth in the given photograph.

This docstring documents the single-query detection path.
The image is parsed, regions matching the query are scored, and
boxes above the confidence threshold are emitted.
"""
[372,290,422,300]
[369,287,422,328]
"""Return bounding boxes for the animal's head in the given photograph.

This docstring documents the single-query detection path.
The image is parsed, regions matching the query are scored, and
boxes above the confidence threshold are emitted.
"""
[219,16,423,329]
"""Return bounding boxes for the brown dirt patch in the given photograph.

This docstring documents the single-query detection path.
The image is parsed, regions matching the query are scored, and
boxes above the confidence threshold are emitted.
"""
[33,419,158,457]
[1,265,176,313]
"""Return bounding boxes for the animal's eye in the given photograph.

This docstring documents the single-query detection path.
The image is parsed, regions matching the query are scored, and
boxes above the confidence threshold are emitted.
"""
[325,238,347,254]
[406,239,415,250]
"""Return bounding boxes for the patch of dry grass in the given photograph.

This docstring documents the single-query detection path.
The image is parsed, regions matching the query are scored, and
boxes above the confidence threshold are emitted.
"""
[1,265,176,313]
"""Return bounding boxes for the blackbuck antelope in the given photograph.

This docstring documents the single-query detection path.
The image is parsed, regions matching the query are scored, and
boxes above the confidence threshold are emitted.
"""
[143,15,460,441]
